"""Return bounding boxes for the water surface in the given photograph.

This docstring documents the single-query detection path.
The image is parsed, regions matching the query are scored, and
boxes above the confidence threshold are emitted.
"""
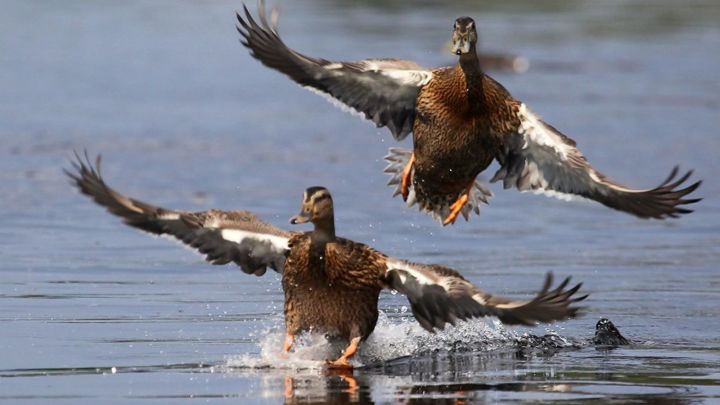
[1,0,719,403]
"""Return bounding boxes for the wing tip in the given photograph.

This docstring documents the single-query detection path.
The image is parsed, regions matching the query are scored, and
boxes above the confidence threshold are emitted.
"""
[603,166,703,220]
[65,148,104,190]
[502,273,588,325]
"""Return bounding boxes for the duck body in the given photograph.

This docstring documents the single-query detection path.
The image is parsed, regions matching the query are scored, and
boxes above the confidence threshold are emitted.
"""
[283,234,383,341]
[67,153,586,368]
[412,64,515,214]
[237,3,700,224]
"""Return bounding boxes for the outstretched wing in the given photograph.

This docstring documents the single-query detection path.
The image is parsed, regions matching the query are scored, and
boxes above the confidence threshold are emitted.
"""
[65,152,291,276]
[385,258,586,331]
[236,1,431,140]
[492,103,702,219]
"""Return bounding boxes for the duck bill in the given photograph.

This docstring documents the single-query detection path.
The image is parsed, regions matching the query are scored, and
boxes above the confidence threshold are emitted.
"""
[289,213,311,225]
[451,39,471,55]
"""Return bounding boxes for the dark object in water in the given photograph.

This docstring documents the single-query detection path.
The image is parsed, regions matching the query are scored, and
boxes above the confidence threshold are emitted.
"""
[515,332,580,357]
[518,318,629,351]
[593,318,629,346]
[514,318,629,357]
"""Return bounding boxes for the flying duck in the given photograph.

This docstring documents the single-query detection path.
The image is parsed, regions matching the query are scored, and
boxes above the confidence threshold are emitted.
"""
[66,152,586,369]
[236,2,701,225]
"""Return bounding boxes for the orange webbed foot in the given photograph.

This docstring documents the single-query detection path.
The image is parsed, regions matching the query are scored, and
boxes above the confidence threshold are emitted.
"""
[326,336,360,370]
[277,333,294,359]
[400,153,415,201]
[442,183,473,226]
[325,358,354,370]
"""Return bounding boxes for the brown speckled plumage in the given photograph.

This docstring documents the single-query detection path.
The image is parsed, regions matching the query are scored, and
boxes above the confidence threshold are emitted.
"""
[238,4,701,223]
[68,155,587,367]
[283,235,385,340]
[412,66,518,213]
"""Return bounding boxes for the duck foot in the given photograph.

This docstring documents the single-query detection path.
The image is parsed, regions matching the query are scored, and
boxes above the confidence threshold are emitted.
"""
[442,184,472,225]
[400,152,415,201]
[276,333,294,358]
[277,333,295,359]
[325,358,354,370]
[283,333,294,352]
[325,336,360,370]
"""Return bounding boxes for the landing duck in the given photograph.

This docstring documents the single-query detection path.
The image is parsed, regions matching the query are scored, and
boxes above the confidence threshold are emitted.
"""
[236,2,701,225]
[67,152,586,368]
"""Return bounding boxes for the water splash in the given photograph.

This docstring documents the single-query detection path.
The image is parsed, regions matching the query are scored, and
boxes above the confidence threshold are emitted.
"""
[225,331,336,371]
[223,312,561,370]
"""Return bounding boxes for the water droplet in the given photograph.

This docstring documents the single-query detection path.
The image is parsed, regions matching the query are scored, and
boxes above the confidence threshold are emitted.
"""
[400,306,408,313]
[111,366,117,374]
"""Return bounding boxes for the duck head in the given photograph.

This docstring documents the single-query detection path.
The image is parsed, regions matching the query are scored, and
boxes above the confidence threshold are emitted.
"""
[290,187,336,237]
[451,17,478,56]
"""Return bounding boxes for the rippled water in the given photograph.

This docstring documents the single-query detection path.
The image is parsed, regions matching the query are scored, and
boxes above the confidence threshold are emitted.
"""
[1,0,719,403]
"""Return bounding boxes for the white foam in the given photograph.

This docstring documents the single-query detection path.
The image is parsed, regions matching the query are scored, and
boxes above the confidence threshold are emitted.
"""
[225,332,332,371]
[223,312,523,370]
[362,314,520,362]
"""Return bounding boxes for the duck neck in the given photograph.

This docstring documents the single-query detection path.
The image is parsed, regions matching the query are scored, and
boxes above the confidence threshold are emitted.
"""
[310,216,336,247]
[458,48,485,107]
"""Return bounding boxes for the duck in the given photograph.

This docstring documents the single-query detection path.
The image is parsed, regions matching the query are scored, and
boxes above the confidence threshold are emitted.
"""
[236,2,702,225]
[66,152,587,369]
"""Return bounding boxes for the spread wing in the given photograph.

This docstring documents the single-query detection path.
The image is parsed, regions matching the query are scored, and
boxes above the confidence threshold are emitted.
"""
[385,258,587,331]
[236,1,431,141]
[65,152,291,276]
[492,103,702,219]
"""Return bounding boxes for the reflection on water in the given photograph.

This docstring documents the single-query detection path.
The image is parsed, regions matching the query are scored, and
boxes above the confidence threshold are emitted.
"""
[3,344,717,403]
[223,324,718,403]
[1,0,719,403]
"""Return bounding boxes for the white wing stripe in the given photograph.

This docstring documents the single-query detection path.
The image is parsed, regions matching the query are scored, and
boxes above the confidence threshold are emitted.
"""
[381,70,433,86]
[519,104,648,195]
[494,301,525,309]
[158,212,181,220]
[471,293,486,305]
[386,259,439,287]
[517,104,574,160]
[532,188,576,201]
[220,229,290,251]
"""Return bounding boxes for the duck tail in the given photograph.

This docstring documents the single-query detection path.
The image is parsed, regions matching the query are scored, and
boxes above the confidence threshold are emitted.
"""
[383,147,493,223]
[423,180,493,223]
[384,147,413,197]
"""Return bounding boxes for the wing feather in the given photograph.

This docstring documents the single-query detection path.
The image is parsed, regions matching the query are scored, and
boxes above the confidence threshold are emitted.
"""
[236,1,430,140]
[493,104,702,219]
[385,258,586,331]
[65,151,291,275]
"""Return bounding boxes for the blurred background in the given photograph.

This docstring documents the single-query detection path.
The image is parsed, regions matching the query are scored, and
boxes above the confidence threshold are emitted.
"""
[1,0,719,402]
